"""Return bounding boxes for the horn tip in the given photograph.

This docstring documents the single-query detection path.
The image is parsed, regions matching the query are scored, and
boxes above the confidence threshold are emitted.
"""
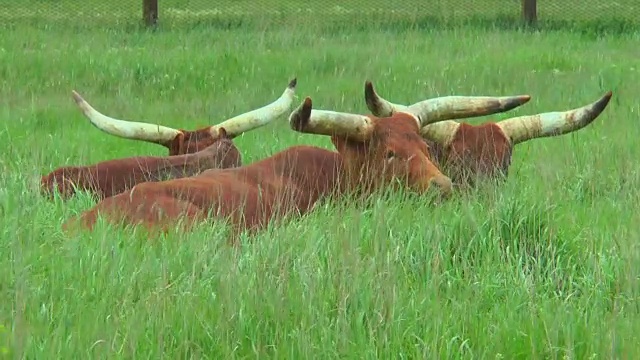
[364,80,376,98]
[364,80,374,94]
[502,95,532,111]
[593,90,613,113]
[364,81,379,109]
[289,97,313,132]
[71,90,84,104]
[520,95,532,103]
[288,77,297,89]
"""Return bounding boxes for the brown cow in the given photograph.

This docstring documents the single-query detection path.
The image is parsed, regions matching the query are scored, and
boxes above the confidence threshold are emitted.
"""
[41,79,297,200]
[364,81,613,187]
[64,91,530,239]
[73,78,298,155]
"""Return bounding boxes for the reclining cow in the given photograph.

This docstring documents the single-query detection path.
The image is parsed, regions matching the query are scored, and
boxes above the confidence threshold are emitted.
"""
[63,91,530,240]
[72,78,299,155]
[364,81,612,187]
[41,79,297,200]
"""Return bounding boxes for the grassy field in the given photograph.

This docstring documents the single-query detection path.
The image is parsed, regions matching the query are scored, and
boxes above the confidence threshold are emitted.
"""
[0,0,638,33]
[1,9,640,358]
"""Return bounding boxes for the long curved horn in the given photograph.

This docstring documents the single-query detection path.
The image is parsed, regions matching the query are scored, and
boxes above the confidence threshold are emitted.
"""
[364,81,410,116]
[364,80,531,127]
[209,78,298,138]
[289,97,374,142]
[496,91,613,145]
[71,91,181,146]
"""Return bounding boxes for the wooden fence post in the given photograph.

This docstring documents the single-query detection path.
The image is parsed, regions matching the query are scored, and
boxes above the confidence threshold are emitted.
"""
[522,0,537,26]
[143,0,158,27]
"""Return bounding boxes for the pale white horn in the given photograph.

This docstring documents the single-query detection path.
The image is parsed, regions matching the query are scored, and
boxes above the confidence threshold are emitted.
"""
[419,121,462,147]
[210,78,298,138]
[71,90,181,146]
[364,80,531,128]
[289,97,375,142]
[497,91,613,145]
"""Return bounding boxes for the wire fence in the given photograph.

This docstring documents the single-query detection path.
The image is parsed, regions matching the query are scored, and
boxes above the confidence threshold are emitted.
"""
[0,0,638,33]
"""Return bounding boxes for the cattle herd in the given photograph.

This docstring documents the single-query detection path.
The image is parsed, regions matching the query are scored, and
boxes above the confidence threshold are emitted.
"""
[40,77,613,243]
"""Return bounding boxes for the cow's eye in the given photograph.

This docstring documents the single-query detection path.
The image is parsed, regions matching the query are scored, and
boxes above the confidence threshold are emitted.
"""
[386,150,395,159]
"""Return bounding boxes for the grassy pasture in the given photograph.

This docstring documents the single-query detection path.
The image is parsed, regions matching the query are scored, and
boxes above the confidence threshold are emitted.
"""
[0,0,638,34]
[1,7,640,359]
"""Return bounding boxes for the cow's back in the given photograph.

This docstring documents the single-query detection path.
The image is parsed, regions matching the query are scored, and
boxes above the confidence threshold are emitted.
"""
[66,145,343,234]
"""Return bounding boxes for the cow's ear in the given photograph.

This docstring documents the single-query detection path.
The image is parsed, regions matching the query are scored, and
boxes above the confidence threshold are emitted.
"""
[168,132,185,155]
[218,127,229,139]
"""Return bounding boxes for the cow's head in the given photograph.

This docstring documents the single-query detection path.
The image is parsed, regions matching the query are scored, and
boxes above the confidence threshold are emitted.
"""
[365,81,612,186]
[71,78,298,155]
[288,89,532,198]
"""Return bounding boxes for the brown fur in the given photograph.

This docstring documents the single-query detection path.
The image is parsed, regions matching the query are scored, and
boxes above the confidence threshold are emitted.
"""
[41,136,241,200]
[167,127,230,155]
[426,123,513,188]
[65,109,452,238]
[427,92,613,188]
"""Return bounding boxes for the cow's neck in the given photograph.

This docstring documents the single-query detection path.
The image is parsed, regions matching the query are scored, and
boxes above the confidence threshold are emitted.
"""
[265,145,390,202]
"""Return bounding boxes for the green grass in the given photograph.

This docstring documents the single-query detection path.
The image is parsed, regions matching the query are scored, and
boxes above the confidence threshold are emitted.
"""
[1,0,638,34]
[1,12,640,358]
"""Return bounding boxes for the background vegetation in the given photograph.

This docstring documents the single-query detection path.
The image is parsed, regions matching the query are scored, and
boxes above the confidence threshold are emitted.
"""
[0,0,639,357]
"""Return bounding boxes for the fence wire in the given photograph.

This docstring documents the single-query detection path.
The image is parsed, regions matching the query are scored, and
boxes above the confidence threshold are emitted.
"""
[0,0,638,32]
